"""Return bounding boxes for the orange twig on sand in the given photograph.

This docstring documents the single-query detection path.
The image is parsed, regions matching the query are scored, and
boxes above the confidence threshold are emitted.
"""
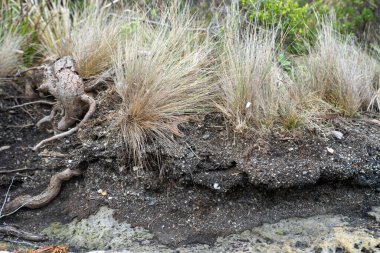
[25,245,68,253]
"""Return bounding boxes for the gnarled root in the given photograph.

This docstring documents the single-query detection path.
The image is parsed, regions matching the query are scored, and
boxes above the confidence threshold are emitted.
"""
[3,168,82,215]
[0,224,47,241]
[33,94,96,151]
[36,103,61,128]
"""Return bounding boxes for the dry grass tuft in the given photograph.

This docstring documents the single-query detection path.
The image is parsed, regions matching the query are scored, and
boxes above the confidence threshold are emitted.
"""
[36,1,120,78]
[215,13,295,131]
[304,21,378,116]
[113,6,214,166]
[0,32,23,78]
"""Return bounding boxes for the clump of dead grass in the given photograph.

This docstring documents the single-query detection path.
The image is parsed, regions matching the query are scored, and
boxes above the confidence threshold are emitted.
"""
[113,6,214,166]
[215,13,297,131]
[304,21,379,116]
[36,0,120,78]
[0,31,23,78]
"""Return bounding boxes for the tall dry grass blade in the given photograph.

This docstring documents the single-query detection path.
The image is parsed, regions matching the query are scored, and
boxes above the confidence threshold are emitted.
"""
[0,32,23,78]
[305,21,378,116]
[215,12,292,130]
[113,5,214,166]
[35,0,121,78]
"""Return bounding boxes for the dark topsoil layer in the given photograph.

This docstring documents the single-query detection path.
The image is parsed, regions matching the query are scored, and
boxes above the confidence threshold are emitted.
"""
[0,86,380,249]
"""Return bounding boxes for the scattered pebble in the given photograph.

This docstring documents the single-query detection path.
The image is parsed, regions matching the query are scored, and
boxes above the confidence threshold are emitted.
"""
[332,130,344,140]
[213,183,221,190]
[0,146,10,152]
[97,189,108,196]
[202,133,210,140]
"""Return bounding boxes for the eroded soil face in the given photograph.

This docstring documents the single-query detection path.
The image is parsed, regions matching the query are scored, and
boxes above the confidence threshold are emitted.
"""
[0,85,379,251]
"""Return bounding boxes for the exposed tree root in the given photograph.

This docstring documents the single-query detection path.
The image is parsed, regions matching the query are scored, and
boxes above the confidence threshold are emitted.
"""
[36,103,61,128]
[32,57,97,151]
[33,94,96,151]
[3,169,82,215]
[0,224,47,241]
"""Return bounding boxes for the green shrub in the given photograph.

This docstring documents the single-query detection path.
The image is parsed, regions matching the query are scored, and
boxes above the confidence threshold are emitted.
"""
[239,0,378,53]
[304,0,377,36]
[240,0,313,53]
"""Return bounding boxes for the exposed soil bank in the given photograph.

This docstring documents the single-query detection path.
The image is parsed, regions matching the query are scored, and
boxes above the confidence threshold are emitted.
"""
[0,87,380,251]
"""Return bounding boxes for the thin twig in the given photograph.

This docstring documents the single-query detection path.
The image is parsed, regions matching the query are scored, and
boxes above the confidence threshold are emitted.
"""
[0,168,42,174]
[2,238,39,248]
[0,177,14,217]
[0,124,34,128]
[0,225,47,241]
[4,100,55,110]
[19,106,35,120]
[184,141,200,159]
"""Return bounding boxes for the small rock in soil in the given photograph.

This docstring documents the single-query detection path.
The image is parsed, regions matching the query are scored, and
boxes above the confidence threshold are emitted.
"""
[326,147,335,154]
[332,131,344,140]
[0,145,10,152]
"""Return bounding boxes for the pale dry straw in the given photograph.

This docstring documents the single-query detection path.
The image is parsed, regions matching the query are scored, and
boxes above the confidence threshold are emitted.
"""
[215,13,294,130]
[305,21,378,116]
[0,33,23,77]
[36,1,120,78]
[113,6,214,166]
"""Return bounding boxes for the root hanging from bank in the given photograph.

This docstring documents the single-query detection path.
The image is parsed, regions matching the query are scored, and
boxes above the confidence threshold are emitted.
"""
[2,168,82,216]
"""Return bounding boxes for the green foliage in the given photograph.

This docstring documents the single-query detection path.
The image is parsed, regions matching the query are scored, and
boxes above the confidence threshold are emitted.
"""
[240,0,313,53]
[0,0,40,66]
[239,0,378,53]
[305,0,377,35]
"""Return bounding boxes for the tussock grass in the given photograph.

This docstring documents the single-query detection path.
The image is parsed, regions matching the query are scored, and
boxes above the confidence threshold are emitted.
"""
[113,6,214,166]
[36,1,120,78]
[304,21,379,116]
[215,13,296,131]
[0,32,23,78]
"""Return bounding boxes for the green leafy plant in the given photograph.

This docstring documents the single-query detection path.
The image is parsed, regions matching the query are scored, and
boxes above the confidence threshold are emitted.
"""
[307,0,377,36]
[240,0,313,53]
[1,0,40,67]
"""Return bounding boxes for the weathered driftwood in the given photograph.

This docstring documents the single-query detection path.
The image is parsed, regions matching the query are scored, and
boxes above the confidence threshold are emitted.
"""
[33,57,96,151]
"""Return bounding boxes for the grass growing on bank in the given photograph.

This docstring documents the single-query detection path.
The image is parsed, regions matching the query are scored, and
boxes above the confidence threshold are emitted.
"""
[113,6,214,165]
[304,21,379,116]
[36,0,121,78]
[0,31,23,78]
[215,13,300,131]
[2,1,380,167]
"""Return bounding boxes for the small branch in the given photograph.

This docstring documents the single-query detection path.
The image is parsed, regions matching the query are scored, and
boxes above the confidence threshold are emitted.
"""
[4,100,55,110]
[0,167,42,174]
[0,124,34,128]
[0,225,47,242]
[0,177,14,217]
